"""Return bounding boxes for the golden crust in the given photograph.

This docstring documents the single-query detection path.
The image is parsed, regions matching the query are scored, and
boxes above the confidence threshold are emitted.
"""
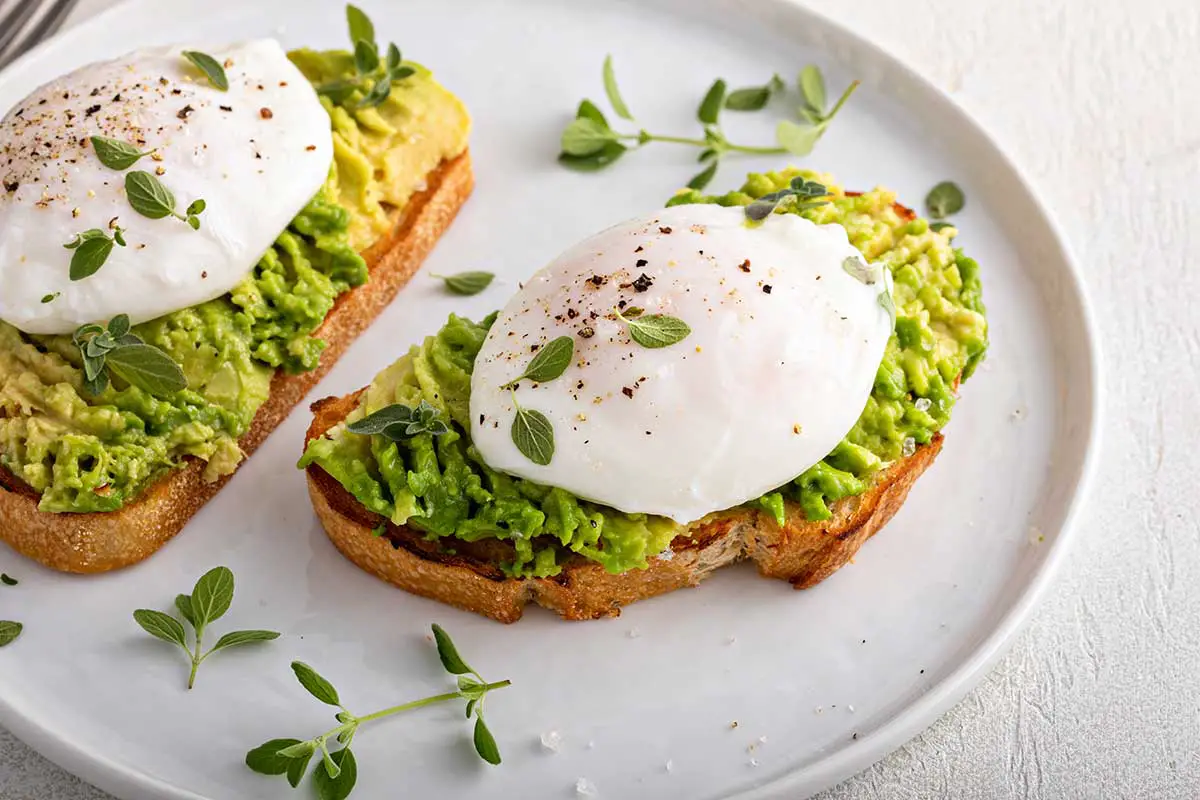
[0,152,475,573]
[304,390,944,624]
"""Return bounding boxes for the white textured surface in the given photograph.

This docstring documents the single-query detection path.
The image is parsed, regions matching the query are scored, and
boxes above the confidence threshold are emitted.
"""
[0,1,1189,799]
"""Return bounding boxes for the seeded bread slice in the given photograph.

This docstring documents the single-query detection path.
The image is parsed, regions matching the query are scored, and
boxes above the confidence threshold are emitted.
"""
[303,388,942,623]
[0,152,474,574]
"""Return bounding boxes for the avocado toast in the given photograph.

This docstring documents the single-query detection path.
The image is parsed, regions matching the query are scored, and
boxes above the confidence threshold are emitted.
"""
[0,25,473,572]
[300,169,988,622]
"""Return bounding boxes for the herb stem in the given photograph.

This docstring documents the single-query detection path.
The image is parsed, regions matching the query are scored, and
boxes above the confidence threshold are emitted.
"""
[620,131,785,156]
[825,79,861,120]
[725,143,789,155]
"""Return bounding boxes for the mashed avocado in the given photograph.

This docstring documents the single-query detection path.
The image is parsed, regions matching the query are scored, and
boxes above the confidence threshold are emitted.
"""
[300,169,988,577]
[0,52,469,513]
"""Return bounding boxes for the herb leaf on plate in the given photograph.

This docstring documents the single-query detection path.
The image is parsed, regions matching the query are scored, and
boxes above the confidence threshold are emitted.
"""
[925,181,965,219]
[132,566,279,689]
[431,270,495,295]
[501,335,574,388]
[246,625,510,797]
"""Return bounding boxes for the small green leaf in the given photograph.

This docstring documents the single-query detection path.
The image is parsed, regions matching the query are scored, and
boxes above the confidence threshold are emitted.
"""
[389,65,414,82]
[245,738,303,775]
[623,313,691,349]
[125,171,178,220]
[386,43,402,72]
[878,288,897,328]
[347,404,414,435]
[313,748,357,800]
[473,716,502,765]
[925,181,965,219]
[561,117,617,157]
[505,336,574,387]
[511,407,554,466]
[321,742,340,780]
[291,661,341,706]
[211,630,281,652]
[930,221,954,232]
[776,119,821,157]
[431,624,473,675]
[434,270,494,296]
[799,64,827,116]
[465,697,479,718]
[68,232,118,281]
[353,39,379,75]
[357,77,391,108]
[276,740,318,759]
[0,574,17,586]
[106,343,188,396]
[186,199,206,217]
[0,621,22,648]
[90,136,150,170]
[287,749,313,788]
[697,79,727,125]
[346,4,376,49]
[575,99,608,128]
[40,293,59,303]
[174,594,196,626]
[725,86,771,112]
[687,159,719,191]
[182,51,229,91]
[133,609,188,649]
[602,54,633,120]
[107,314,130,338]
[190,566,235,629]
[842,255,878,286]
[558,141,627,172]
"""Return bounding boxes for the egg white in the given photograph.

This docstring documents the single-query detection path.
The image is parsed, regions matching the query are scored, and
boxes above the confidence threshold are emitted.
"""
[469,204,893,524]
[0,40,332,334]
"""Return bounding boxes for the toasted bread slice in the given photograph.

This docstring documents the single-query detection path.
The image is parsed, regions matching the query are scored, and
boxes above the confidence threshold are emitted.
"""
[0,152,474,574]
[304,386,944,624]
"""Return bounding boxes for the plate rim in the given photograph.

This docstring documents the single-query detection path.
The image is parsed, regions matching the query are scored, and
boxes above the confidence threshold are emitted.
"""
[0,1,1104,798]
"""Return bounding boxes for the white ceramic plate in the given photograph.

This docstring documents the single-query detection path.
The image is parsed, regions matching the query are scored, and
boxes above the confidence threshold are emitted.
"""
[0,1,1100,798]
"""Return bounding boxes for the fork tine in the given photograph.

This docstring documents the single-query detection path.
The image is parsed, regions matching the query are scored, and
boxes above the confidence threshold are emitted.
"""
[11,0,80,59]
[0,0,44,56]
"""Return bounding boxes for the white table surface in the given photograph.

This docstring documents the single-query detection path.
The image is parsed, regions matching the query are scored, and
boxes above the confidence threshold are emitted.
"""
[1,0,1192,798]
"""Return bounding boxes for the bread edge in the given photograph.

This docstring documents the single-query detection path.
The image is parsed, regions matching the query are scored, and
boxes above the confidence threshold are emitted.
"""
[304,388,944,624]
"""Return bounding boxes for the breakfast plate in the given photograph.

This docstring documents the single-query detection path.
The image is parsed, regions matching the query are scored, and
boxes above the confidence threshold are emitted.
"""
[0,0,1100,798]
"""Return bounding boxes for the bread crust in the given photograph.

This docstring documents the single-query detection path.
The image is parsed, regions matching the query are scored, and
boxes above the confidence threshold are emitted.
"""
[304,389,944,624]
[0,152,474,573]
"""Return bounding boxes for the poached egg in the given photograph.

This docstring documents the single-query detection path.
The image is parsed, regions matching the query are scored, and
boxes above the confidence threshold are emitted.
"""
[469,203,893,524]
[0,40,332,334]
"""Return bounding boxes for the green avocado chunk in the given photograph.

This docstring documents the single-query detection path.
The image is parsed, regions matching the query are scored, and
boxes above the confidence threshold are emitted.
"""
[0,50,469,514]
[302,168,988,576]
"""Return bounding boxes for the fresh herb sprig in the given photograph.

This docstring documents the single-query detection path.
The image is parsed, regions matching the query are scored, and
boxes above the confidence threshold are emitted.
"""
[347,400,449,442]
[776,66,860,157]
[72,315,187,397]
[510,391,554,466]
[316,5,415,109]
[133,566,279,689]
[430,271,495,296]
[744,177,831,222]
[500,336,574,389]
[560,59,857,190]
[0,621,20,648]
[614,306,691,349]
[90,136,152,170]
[182,51,229,91]
[64,225,126,281]
[126,171,206,230]
[246,625,510,798]
[925,180,965,221]
[725,74,785,112]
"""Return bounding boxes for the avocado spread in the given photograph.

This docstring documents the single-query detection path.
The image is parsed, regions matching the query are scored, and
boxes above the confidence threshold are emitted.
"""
[300,168,988,578]
[0,51,469,514]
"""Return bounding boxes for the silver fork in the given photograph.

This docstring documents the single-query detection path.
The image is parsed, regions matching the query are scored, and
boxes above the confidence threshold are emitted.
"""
[0,0,83,71]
